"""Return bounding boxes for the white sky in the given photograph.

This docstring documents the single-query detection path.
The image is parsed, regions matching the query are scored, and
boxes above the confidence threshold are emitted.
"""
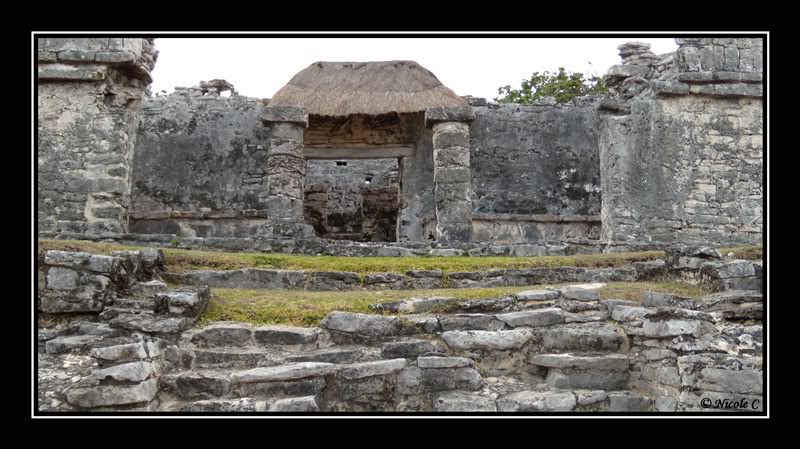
[150,37,679,101]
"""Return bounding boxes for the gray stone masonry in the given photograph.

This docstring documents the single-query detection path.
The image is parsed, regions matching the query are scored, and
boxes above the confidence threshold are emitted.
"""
[431,117,473,243]
[260,106,315,238]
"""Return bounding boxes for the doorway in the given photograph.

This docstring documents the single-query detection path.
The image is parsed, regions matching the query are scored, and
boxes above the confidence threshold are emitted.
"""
[304,159,400,242]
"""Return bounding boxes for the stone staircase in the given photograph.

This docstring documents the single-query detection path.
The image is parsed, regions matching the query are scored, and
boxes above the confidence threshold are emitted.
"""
[37,248,764,413]
[148,285,657,412]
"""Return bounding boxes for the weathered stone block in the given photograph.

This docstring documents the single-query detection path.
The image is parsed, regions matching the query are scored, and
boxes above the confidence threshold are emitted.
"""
[269,396,319,412]
[546,370,629,390]
[495,308,566,328]
[307,271,361,291]
[434,167,471,184]
[232,362,337,383]
[90,343,148,363]
[652,81,689,95]
[190,324,253,347]
[434,146,470,168]
[436,222,473,244]
[254,325,321,346]
[262,106,308,127]
[541,324,624,351]
[92,361,156,383]
[441,329,531,350]
[425,107,475,127]
[57,50,96,62]
[339,359,407,380]
[95,51,136,63]
[433,391,496,412]
[607,391,653,411]
[319,311,401,336]
[496,390,576,412]
[437,314,501,331]
[179,398,257,412]
[396,366,482,394]
[434,182,471,203]
[381,340,436,359]
[530,353,630,371]
[66,379,158,408]
[154,288,210,318]
[607,64,650,79]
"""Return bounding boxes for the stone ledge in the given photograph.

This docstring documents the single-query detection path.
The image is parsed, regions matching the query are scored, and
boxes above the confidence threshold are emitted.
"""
[473,213,601,223]
[37,64,107,81]
[130,209,269,220]
[688,83,763,98]
[677,71,763,84]
[424,106,475,127]
[261,106,309,127]
[652,81,691,96]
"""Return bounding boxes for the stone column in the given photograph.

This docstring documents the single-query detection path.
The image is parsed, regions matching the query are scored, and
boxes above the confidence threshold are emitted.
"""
[425,106,475,243]
[37,38,157,235]
[260,106,315,238]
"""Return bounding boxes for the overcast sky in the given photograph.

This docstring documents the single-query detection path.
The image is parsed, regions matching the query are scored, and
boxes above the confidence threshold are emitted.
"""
[149,37,679,101]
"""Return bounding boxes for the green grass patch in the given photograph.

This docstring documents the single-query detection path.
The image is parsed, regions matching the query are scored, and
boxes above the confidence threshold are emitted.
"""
[39,239,667,274]
[597,281,709,302]
[201,281,713,326]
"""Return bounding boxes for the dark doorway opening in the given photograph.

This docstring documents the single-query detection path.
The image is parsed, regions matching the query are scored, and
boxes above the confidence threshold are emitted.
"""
[304,159,400,242]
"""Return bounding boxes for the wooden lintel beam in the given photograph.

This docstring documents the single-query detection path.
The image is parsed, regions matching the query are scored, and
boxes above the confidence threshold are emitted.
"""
[303,146,416,159]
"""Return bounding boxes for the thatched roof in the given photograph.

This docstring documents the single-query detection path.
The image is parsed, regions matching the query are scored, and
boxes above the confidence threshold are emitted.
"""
[268,61,468,117]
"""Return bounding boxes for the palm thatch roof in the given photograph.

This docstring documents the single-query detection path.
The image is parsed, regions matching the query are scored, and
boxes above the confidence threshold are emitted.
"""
[268,61,468,117]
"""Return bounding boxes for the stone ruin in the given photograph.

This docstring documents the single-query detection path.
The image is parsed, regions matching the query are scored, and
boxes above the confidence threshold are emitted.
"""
[36,37,765,414]
[38,37,763,251]
[37,244,763,413]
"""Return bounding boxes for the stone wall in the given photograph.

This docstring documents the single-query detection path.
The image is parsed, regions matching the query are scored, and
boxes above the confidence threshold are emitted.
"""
[127,89,605,244]
[38,37,763,247]
[37,38,157,234]
[470,98,601,243]
[398,128,436,242]
[598,39,763,246]
[130,85,268,238]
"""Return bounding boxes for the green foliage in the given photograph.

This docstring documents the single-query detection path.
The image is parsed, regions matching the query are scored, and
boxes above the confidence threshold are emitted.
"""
[170,239,178,247]
[495,67,608,105]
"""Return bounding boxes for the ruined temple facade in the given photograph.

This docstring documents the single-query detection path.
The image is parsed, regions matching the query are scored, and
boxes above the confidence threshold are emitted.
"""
[37,37,764,248]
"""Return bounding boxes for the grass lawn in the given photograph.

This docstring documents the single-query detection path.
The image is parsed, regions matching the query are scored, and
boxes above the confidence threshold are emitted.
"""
[201,281,711,327]
[37,239,761,275]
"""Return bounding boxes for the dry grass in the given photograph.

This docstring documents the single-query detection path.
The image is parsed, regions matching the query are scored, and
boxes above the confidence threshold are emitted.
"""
[720,245,762,260]
[202,281,712,326]
[38,239,666,274]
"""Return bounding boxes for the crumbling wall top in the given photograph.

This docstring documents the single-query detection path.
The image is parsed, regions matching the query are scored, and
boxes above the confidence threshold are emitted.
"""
[599,37,763,114]
[37,37,158,83]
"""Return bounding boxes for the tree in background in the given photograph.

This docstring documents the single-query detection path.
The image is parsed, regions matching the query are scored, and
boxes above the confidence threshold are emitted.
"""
[495,67,608,104]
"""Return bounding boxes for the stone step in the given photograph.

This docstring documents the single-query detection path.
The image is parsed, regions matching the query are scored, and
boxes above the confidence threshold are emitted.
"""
[494,389,653,412]
[538,323,626,352]
[106,313,197,335]
[112,298,155,311]
[130,280,169,299]
[181,322,324,351]
[157,385,653,412]
[529,353,631,371]
[527,353,632,390]
[45,335,105,354]
[166,347,286,370]
[167,343,385,370]
[99,306,155,321]
[285,345,382,364]
[160,395,323,412]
